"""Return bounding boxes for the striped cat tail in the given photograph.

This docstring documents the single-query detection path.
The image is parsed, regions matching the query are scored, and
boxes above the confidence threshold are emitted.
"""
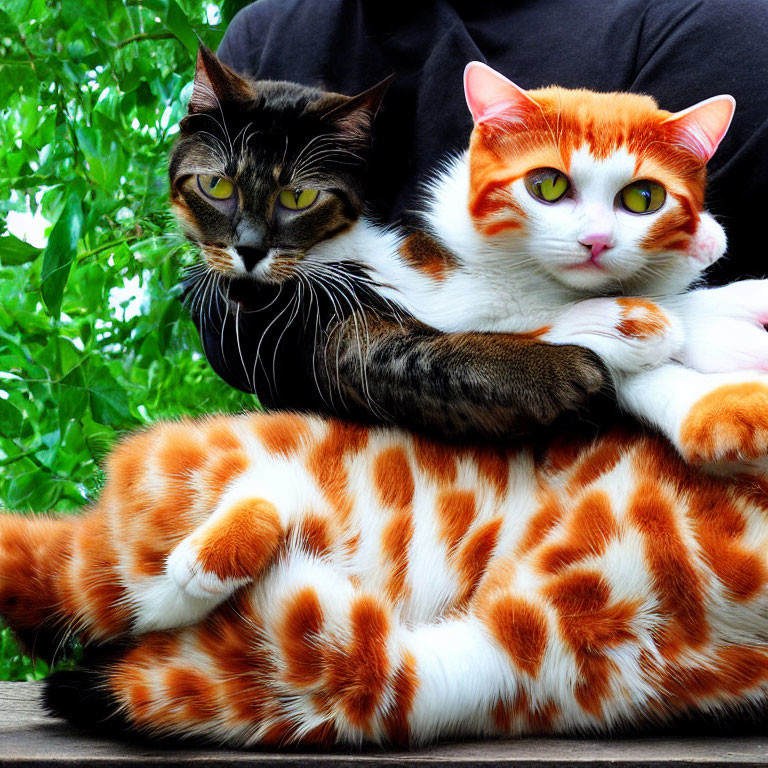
[0,513,79,657]
[0,507,135,653]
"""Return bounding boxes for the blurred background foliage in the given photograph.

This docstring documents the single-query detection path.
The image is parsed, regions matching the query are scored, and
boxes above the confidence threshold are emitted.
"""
[0,0,254,679]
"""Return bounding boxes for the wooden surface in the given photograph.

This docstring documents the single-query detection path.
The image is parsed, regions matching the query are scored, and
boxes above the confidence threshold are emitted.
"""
[1,681,768,766]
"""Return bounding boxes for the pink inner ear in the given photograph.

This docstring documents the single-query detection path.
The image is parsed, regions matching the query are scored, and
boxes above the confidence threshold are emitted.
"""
[663,95,736,162]
[463,61,538,126]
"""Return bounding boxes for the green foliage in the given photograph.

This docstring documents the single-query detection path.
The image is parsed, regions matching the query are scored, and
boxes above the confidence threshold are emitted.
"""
[0,623,82,681]
[0,0,255,678]
[0,626,49,681]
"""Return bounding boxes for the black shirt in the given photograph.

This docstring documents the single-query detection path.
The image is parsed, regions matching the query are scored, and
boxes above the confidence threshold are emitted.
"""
[218,0,768,283]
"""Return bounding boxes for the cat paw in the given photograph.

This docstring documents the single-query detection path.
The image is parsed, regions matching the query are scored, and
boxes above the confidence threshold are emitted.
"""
[535,346,608,420]
[167,537,250,600]
[546,297,682,374]
[679,382,768,463]
[687,211,727,267]
[677,280,768,374]
[166,497,282,600]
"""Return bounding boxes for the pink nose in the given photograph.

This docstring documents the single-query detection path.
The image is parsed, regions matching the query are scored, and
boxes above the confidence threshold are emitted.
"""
[579,233,613,259]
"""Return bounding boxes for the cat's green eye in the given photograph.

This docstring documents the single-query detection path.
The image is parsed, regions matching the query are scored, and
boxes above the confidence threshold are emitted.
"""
[279,188,319,211]
[197,175,235,201]
[525,168,570,203]
[620,180,666,214]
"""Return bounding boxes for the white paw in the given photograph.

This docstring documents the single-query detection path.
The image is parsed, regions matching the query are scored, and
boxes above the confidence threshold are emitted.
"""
[687,211,727,267]
[546,297,683,374]
[676,280,768,374]
[166,536,249,601]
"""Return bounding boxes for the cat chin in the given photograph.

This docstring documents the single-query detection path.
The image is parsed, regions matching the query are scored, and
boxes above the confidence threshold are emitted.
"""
[548,264,624,293]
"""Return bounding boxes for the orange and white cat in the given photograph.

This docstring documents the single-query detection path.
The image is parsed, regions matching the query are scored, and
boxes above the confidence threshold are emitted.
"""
[302,63,768,469]
[3,411,768,745]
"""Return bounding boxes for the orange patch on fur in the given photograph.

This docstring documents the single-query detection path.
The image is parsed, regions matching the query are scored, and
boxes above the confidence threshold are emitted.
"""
[205,419,241,452]
[156,423,207,477]
[528,700,560,733]
[487,595,548,677]
[544,569,637,716]
[641,197,697,252]
[74,513,130,638]
[107,431,153,499]
[544,435,586,475]
[662,646,768,705]
[125,680,154,723]
[689,485,765,601]
[280,587,325,686]
[302,721,337,747]
[517,325,552,340]
[567,438,624,492]
[399,231,457,281]
[327,595,391,728]
[538,490,617,574]
[382,512,413,603]
[481,219,524,237]
[517,490,565,556]
[383,651,418,745]
[616,298,669,340]
[293,514,333,558]
[469,172,526,228]
[164,667,219,721]
[307,421,368,524]
[471,445,509,497]
[195,498,281,581]
[0,514,78,635]
[493,689,529,732]
[203,450,249,501]
[628,483,708,653]
[456,517,503,607]
[680,383,768,462]
[251,413,312,457]
[413,436,457,485]
[373,447,415,512]
[261,717,296,746]
[437,489,476,550]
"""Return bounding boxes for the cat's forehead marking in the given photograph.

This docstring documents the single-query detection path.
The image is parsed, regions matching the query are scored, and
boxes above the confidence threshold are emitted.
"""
[569,145,637,189]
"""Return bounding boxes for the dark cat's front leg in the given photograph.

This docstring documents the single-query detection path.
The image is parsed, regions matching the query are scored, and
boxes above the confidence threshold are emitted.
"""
[319,314,610,439]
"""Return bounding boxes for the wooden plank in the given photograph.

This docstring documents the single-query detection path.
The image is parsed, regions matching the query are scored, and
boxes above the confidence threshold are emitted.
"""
[1,682,767,766]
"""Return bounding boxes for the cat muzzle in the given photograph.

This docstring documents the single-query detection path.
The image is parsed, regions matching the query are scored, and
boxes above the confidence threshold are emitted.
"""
[236,246,269,272]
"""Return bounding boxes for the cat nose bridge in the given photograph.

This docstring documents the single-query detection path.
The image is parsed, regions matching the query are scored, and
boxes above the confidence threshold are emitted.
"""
[578,203,615,251]
[233,220,268,271]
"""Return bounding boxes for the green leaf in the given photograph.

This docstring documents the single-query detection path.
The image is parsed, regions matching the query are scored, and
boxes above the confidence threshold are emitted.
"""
[82,420,117,459]
[40,194,84,319]
[0,400,23,436]
[0,234,43,266]
[56,366,89,430]
[166,0,200,58]
[5,469,62,510]
[87,365,137,427]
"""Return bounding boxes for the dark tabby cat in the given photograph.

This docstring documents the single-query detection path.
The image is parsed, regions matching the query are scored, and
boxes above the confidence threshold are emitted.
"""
[177,46,608,439]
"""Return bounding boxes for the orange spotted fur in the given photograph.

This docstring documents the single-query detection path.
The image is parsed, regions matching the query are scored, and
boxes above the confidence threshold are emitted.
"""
[3,411,768,745]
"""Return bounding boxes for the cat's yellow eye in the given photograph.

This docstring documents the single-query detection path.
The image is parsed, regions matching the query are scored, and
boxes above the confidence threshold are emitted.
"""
[279,188,319,211]
[620,180,666,214]
[197,174,235,201]
[524,168,571,203]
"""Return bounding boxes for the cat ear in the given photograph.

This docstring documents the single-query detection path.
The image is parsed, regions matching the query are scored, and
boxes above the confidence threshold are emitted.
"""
[189,45,252,113]
[463,61,539,126]
[322,75,395,134]
[662,95,735,162]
